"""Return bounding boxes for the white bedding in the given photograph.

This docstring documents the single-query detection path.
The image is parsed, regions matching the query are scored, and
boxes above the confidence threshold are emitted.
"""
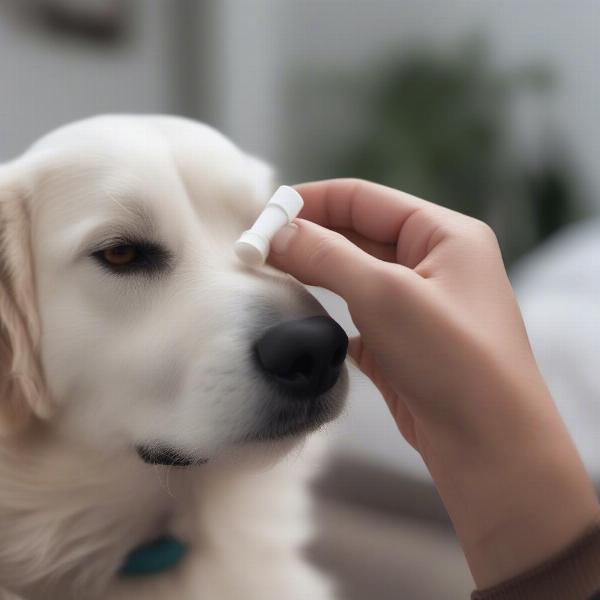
[511,219,600,483]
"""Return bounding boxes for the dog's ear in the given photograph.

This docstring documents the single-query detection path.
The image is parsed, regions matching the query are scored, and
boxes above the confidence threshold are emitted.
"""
[0,162,51,434]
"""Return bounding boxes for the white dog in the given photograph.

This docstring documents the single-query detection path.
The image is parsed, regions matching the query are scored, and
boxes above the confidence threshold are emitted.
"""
[0,115,349,600]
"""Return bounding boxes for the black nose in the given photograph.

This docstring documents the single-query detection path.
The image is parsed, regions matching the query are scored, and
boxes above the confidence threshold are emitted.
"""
[253,316,348,397]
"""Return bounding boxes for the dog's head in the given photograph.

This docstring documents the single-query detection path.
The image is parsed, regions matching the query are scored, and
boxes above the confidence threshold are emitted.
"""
[0,115,348,466]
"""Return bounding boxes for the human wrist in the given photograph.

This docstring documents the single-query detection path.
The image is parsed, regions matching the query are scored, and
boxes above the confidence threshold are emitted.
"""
[420,382,599,589]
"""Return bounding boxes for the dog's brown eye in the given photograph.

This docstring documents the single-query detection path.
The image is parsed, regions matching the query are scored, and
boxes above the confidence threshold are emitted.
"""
[102,245,138,266]
[92,240,170,276]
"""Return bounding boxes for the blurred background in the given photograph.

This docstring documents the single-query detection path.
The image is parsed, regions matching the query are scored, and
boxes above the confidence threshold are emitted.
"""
[1,1,599,598]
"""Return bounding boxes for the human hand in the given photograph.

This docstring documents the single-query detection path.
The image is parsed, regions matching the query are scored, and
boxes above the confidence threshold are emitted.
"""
[267,178,600,588]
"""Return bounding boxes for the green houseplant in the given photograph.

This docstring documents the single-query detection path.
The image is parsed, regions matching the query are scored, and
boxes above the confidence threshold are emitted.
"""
[310,39,582,265]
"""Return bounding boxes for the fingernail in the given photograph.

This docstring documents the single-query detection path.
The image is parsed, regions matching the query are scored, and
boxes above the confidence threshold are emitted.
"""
[271,222,299,254]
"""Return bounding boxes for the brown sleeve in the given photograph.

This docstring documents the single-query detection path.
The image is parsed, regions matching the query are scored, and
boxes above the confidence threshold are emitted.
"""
[471,514,600,600]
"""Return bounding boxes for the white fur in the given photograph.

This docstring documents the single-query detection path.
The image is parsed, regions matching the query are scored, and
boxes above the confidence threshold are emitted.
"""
[0,116,348,600]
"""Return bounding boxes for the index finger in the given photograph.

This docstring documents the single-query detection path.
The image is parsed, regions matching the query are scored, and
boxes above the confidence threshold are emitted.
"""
[294,178,444,245]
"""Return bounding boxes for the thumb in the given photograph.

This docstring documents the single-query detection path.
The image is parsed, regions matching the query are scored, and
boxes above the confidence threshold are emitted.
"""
[267,217,387,301]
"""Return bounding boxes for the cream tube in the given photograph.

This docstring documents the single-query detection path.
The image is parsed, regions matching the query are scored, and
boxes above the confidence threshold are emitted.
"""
[234,185,304,266]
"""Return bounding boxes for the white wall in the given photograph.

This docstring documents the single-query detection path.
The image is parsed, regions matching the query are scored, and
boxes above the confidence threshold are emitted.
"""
[0,0,173,161]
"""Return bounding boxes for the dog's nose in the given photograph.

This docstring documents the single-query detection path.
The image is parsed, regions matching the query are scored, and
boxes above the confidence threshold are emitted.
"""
[253,316,348,397]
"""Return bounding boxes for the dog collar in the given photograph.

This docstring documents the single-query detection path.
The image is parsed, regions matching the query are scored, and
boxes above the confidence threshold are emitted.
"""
[119,536,187,577]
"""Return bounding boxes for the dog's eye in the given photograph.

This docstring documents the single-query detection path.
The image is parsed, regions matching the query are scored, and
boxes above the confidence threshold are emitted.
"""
[91,241,170,276]
[102,245,138,266]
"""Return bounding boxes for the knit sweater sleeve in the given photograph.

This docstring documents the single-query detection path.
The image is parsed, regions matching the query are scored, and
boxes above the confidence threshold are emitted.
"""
[471,513,600,600]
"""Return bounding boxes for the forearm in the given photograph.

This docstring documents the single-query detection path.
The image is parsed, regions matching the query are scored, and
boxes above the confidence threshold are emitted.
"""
[422,379,600,589]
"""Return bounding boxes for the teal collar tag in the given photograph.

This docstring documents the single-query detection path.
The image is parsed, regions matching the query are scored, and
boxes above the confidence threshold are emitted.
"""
[119,536,187,577]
